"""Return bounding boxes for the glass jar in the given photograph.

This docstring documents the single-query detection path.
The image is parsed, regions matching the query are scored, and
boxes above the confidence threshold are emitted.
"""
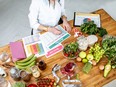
[0,52,11,63]
[77,36,88,51]
[30,65,40,78]
[19,70,31,82]
[0,67,7,77]
[38,60,46,70]
[10,67,21,81]
[0,76,8,87]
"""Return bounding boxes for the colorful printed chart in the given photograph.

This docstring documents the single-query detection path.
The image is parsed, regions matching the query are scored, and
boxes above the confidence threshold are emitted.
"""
[74,12,101,27]
[22,26,70,58]
[22,34,45,57]
[40,25,70,49]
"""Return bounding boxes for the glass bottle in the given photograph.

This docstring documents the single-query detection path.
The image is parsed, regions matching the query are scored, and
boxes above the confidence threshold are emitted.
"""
[30,65,40,78]
[0,52,11,63]
[38,60,46,70]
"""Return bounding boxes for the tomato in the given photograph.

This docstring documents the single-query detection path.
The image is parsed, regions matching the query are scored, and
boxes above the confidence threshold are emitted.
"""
[64,53,68,57]
[51,79,55,82]
[27,84,38,87]
[50,82,53,85]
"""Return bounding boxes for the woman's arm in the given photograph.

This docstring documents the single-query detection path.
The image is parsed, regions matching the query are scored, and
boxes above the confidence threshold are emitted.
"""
[28,0,40,30]
[60,0,71,32]
[61,15,71,32]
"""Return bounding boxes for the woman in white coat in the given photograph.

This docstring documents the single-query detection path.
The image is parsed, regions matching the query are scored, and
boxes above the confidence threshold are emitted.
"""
[28,0,71,35]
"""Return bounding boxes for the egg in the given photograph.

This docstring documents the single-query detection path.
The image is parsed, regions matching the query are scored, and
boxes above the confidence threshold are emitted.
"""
[99,65,104,70]
[92,60,97,66]
[76,57,82,62]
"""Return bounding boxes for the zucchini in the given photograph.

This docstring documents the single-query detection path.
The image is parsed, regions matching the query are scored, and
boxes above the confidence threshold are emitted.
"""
[16,56,36,66]
[16,61,36,70]
[16,54,34,63]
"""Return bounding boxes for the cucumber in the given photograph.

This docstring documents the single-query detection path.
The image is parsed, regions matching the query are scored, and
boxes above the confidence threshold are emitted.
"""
[16,61,36,70]
[83,62,92,74]
[16,54,35,63]
[104,62,111,78]
[16,56,36,66]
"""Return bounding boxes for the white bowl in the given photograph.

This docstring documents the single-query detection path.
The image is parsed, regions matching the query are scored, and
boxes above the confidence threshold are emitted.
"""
[87,35,98,47]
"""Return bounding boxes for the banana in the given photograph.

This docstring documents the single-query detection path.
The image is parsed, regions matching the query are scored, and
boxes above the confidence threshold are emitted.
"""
[16,56,37,66]
[16,61,36,70]
[16,54,35,63]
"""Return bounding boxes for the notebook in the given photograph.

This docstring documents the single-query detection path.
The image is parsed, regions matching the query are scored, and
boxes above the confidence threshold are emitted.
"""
[10,42,26,62]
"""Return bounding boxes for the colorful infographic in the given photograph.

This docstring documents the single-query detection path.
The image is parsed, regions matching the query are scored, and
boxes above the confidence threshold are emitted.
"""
[22,34,45,57]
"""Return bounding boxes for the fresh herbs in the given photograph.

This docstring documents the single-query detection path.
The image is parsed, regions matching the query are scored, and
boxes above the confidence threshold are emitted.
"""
[98,28,108,37]
[102,35,116,68]
[80,21,98,35]
[80,21,107,37]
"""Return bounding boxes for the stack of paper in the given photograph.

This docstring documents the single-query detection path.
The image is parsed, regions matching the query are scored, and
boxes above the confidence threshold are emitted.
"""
[22,25,70,58]
[22,34,45,57]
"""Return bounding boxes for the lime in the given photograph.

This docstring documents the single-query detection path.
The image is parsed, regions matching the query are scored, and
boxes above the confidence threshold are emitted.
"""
[82,58,88,63]
[79,51,86,58]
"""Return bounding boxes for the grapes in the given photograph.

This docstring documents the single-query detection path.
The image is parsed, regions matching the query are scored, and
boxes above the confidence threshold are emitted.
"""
[89,43,105,62]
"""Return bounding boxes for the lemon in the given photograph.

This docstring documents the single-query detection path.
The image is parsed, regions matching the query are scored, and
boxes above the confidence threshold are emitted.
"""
[79,51,86,58]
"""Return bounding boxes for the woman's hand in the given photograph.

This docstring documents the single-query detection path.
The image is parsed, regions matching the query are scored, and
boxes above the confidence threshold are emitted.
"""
[48,27,62,35]
[63,20,71,32]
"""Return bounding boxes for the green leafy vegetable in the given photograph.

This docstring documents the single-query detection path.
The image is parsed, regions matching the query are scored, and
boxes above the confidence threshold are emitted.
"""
[102,35,116,68]
[98,28,108,37]
[80,21,107,37]
[80,21,98,35]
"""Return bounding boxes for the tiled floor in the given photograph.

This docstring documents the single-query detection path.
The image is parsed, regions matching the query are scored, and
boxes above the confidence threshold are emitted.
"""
[0,0,116,86]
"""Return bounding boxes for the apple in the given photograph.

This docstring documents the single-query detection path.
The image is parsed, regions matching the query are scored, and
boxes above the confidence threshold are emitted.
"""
[79,51,86,58]
[87,54,94,60]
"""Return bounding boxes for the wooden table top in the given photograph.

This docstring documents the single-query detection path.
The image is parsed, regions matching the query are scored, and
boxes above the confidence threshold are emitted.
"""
[0,9,116,87]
